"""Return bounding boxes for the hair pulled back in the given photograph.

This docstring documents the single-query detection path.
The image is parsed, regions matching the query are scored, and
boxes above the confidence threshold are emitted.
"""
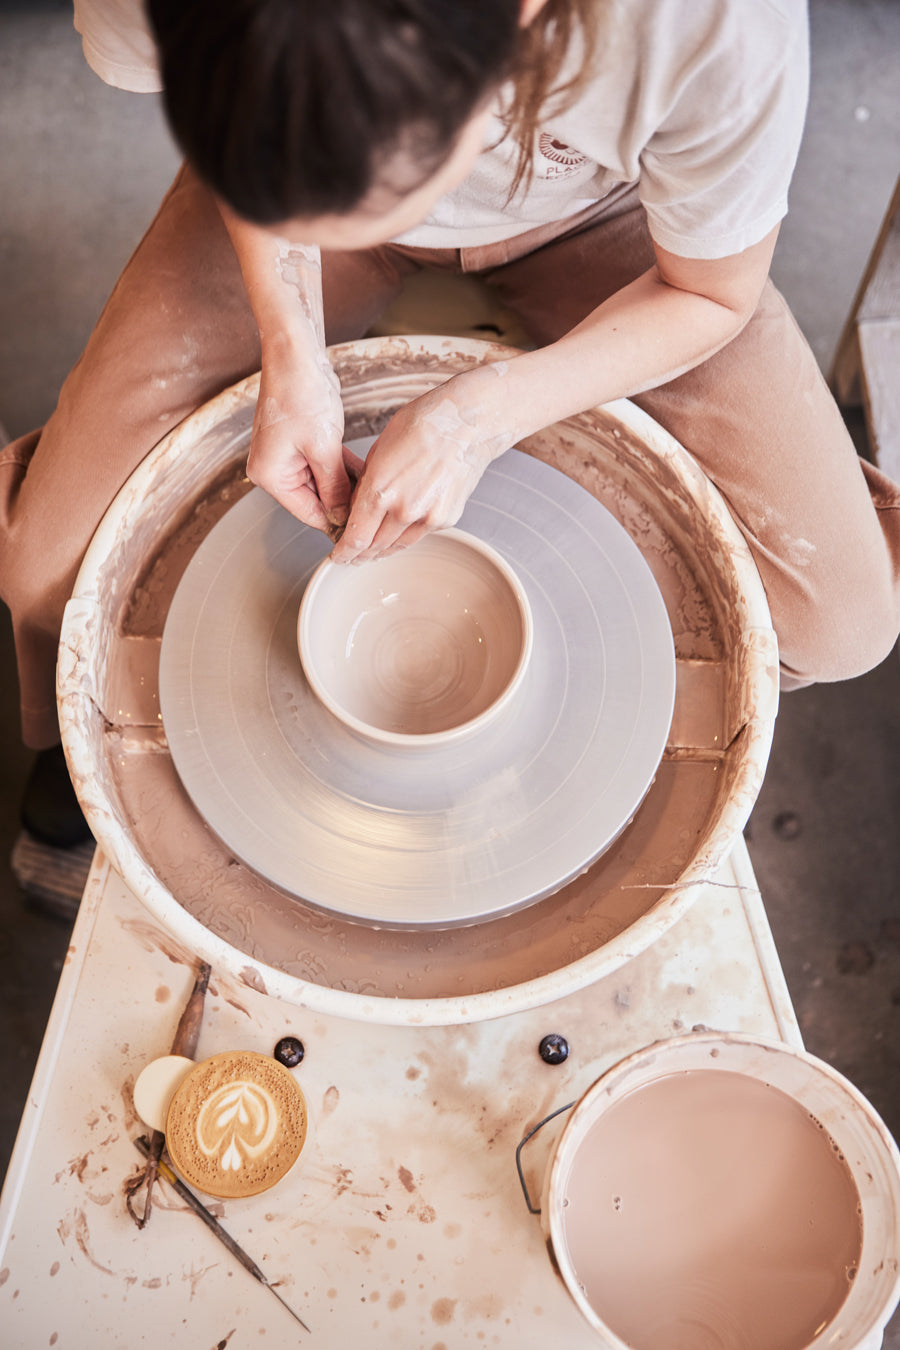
[146,0,524,224]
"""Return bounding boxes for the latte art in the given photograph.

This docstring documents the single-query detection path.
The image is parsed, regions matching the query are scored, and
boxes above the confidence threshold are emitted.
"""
[165,1050,308,1198]
[197,1081,280,1172]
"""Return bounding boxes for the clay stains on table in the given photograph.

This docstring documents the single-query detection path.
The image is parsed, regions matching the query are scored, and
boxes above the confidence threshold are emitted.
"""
[397,1166,416,1194]
[431,1296,457,1324]
[120,917,195,970]
[57,1208,115,1277]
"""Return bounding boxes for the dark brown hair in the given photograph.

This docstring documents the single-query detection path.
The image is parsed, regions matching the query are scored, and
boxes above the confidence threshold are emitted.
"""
[146,0,597,224]
[505,0,599,196]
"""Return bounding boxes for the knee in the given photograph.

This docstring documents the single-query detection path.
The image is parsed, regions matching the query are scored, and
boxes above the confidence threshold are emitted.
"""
[0,552,75,654]
[0,472,86,639]
[775,569,900,685]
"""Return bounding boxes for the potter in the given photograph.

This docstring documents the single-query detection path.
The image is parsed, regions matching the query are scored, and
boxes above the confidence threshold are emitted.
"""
[9,0,898,810]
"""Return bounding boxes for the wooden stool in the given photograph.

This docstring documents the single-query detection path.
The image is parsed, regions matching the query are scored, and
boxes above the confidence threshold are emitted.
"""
[831,175,900,480]
[368,270,532,349]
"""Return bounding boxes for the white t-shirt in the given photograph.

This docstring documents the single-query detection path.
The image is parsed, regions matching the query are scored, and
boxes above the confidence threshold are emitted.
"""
[73,0,162,93]
[72,0,809,260]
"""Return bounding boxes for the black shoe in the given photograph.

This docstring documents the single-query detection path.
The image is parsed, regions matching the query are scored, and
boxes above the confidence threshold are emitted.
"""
[20,744,93,848]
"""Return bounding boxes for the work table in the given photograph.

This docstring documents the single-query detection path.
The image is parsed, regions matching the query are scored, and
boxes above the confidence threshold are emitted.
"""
[0,839,798,1347]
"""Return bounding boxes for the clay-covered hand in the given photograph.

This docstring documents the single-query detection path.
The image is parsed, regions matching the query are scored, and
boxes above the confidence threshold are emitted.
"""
[331,371,515,563]
[247,341,355,534]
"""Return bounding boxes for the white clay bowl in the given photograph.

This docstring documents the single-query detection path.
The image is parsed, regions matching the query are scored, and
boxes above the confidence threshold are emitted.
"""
[297,528,533,748]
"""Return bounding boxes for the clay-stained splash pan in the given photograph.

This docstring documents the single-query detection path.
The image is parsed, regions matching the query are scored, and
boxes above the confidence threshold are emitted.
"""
[58,337,778,1026]
[157,448,676,929]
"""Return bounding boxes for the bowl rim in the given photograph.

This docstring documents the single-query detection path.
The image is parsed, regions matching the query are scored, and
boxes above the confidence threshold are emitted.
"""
[296,526,534,748]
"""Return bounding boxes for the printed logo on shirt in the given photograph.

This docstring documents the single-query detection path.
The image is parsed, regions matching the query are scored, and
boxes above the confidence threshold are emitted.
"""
[536,133,590,179]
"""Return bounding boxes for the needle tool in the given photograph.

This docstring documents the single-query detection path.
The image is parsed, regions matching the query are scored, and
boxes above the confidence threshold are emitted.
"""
[134,1134,311,1334]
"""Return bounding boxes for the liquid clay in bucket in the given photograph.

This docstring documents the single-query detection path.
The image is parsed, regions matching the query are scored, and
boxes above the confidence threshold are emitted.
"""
[543,1034,900,1350]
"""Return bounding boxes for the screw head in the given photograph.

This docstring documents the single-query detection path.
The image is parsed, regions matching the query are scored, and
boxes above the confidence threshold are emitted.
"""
[773,810,801,840]
[539,1033,569,1065]
[273,1035,305,1068]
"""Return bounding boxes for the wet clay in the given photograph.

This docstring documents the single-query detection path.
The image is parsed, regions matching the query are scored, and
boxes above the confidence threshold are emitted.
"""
[107,736,720,995]
[561,1070,862,1350]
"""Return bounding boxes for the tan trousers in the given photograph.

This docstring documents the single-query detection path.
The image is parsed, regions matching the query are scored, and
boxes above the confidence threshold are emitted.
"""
[3,164,899,748]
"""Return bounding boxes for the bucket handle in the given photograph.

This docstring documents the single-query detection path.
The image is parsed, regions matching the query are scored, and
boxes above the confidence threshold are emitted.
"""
[515,1101,575,1214]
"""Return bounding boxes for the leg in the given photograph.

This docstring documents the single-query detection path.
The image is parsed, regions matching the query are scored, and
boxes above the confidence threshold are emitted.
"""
[0,164,259,748]
[483,203,900,683]
[0,165,412,748]
[637,286,900,684]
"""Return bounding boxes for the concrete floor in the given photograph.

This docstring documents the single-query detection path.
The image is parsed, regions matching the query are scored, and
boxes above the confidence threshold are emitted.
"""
[1,0,899,1339]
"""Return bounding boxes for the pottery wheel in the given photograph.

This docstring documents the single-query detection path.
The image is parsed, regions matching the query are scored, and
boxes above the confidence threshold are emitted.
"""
[159,447,675,928]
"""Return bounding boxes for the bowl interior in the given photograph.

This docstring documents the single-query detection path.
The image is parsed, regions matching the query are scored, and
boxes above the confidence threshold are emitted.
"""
[298,529,531,743]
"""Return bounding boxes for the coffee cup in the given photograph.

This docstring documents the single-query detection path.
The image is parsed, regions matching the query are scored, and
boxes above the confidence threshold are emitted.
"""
[165,1049,308,1199]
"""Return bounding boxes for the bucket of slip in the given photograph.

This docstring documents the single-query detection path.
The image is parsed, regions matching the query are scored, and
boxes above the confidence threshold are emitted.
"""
[520,1033,900,1350]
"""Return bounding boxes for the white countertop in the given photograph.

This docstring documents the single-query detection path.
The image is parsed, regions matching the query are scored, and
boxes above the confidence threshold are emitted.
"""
[0,840,799,1348]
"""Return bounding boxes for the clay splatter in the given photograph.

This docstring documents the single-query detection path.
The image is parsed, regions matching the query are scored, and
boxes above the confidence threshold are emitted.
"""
[331,1166,353,1197]
[431,1297,457,1325]
[239,965,268,996]
[57,1209,115,1277]
[397,1167,416,1194]
[120,917,194,968]
[54,1152,92,1185]
[119,1077,140,1132]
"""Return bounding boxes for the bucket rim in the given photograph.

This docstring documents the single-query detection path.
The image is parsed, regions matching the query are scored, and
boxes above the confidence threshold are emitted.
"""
[544,1030,900,1347]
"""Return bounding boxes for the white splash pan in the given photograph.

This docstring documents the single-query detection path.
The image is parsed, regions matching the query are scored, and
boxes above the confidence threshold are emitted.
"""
[58,336,778,1026]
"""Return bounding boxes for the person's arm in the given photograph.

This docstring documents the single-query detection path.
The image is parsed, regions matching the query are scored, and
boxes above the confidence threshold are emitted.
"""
[217,202,353,533]
[332,225,779,562]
